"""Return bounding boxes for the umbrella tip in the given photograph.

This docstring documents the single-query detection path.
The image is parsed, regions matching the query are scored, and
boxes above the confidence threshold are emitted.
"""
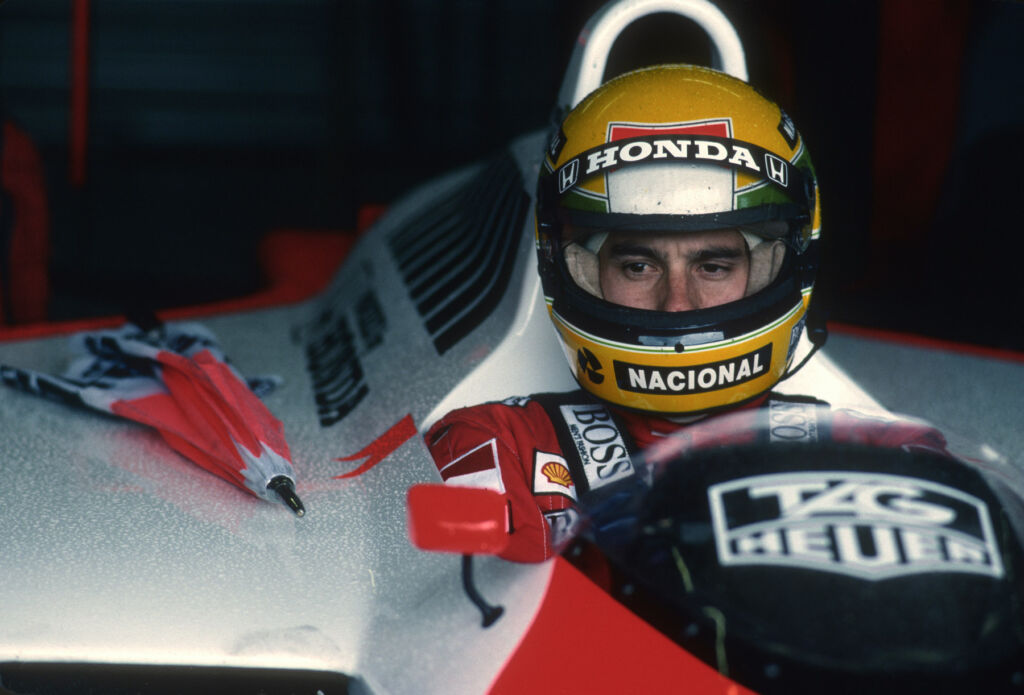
[268,476,306,517]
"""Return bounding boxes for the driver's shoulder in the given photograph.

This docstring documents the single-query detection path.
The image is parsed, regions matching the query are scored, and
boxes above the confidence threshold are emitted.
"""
[425,390,594,446]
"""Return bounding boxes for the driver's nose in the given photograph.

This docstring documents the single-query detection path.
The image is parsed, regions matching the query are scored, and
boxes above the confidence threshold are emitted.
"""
[658,271,697,312]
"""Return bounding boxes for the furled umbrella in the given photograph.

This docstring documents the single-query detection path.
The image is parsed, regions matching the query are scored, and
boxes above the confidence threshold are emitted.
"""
[0,321,304,515]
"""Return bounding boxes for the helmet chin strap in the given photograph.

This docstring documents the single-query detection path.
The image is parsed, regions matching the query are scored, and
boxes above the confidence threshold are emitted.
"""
[777,301,829,383]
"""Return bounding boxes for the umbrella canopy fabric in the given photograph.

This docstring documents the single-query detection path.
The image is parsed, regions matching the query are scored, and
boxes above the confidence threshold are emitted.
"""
[0,321,304,515]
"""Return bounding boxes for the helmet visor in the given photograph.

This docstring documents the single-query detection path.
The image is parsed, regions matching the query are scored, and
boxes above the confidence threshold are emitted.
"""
[562,223,787,311]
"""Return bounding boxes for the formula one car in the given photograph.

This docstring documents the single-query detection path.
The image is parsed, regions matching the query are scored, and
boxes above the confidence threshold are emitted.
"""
[1,1,1023,693]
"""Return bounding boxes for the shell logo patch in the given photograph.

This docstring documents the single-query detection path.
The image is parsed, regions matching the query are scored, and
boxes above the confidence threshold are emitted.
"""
[542,460,573,487]
[533,451,577,502]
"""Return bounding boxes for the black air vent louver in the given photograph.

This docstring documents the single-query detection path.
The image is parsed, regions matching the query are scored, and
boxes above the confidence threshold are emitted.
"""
[388,153,529,354]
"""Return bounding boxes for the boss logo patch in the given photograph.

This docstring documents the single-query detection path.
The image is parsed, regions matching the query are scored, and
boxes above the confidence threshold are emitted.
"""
[709,471,1004,581]
[559,404,633,492]
[768,399,820,443]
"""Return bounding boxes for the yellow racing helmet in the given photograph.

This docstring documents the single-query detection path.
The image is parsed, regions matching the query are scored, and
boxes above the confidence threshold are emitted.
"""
[536,64,823,416]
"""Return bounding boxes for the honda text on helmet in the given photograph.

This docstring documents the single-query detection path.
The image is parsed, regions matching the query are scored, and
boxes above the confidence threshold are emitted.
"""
[536,64,822,417]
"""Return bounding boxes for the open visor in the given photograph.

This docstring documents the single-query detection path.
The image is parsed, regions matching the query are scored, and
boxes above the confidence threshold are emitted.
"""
[561,212,799,302]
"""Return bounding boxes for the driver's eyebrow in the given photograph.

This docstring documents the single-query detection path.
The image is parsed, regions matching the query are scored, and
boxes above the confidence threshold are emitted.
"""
[607,242,658,258]
[605,242,748,264]
[689,246,746,263]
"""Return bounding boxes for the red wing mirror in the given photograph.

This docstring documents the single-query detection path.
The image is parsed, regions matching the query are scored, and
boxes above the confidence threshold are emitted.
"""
[407,484,510,555]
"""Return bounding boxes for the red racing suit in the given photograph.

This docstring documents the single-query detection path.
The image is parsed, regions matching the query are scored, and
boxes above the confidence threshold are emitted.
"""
[424,390,948,563]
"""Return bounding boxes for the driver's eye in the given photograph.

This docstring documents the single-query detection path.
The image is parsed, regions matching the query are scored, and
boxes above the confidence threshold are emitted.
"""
[624,261,653,275]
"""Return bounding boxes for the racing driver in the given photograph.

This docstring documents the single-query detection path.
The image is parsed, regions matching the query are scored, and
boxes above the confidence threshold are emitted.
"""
[425,65,944,563]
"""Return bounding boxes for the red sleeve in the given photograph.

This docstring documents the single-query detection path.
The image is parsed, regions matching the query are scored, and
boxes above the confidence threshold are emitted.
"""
[425,401,569,563]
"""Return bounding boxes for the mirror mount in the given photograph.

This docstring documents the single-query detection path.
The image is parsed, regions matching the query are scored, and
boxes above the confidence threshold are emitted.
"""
[407,484,511,627]
[462,554,504,627]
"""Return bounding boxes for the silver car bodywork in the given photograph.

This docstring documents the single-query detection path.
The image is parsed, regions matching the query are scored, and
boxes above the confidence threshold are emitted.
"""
[0,133,562,694]
[2,1,1022,692]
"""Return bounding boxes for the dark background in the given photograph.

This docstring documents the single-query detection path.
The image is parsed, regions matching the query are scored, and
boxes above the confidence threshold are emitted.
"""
[1,0,1022,349]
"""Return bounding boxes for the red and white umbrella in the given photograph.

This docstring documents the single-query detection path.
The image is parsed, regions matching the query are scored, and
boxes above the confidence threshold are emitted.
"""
[1,322,304,515]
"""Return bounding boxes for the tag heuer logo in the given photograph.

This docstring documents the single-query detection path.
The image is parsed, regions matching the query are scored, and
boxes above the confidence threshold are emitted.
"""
[709,471,1004,581]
